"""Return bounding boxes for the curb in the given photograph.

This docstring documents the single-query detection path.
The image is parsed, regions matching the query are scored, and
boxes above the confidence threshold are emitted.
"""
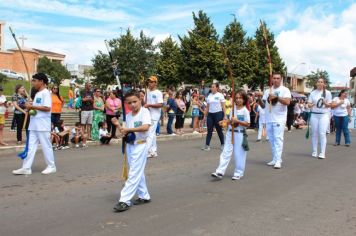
[0,129,257,157]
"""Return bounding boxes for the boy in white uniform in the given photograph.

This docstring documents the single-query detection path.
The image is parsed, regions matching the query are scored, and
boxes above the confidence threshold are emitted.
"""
[307,78,332,159]
[144,75,163,158]
[211,90,250,180]
[261,73,291,169]
[13,73,56,175]
[113,91,152,212]
[256,103,269,141]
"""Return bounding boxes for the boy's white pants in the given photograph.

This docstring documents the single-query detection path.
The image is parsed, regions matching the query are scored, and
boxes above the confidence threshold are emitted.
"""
[310,113,329,155]
[22,130,55,170]
[120,142,150,205]
[147,120,159,156]
[216,130,247,177]
[266,122,285,164]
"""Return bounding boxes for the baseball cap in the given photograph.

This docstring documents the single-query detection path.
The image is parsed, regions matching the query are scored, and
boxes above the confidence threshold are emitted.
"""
[147,75,158,83]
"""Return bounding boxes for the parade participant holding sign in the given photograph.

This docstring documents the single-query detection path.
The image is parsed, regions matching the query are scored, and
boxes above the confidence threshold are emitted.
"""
[202,83,226,151]
[112,91,152,213]
[211,90,250,180]
[12,73,56,175]
[332,89,351,146]
[260,73,291,169]
[144,75,163,158]
[307,78,332,159]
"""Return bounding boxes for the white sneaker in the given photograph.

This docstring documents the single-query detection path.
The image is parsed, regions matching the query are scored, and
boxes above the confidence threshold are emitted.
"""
[150,153,158,158]
[312,152,318,158]
[62,146,70,150]
[274,162,282,169]
[201,145,211,151]
[318,153,325,159]
[75,144,80,148]
[211,172,223,179]
[192,131,199,134]
[41,167,57,175]
[169,133,177,136]
[267,161,276,166]
[12,168,32,175]
[232,175,242,180]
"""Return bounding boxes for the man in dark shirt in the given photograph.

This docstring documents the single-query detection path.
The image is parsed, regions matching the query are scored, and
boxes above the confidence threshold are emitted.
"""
[81,83,94,139]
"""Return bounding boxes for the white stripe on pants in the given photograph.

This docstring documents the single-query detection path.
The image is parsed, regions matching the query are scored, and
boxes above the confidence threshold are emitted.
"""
[147,119,159,156]
[257,119,268,140]
[266,122,285,163]
[22,130,55,169]
[216,130,247,177]
[119,143,150,205]
[310,113,329,155]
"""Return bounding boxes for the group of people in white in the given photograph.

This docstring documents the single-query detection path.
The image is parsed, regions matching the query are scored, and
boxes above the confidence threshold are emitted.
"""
[10,72,352,213]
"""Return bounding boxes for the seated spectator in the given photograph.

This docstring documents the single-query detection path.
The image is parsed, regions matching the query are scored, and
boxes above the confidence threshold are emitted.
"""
[71,122,87,148]
[293,116,307,129]
[99,121,112,145]
[51,124,60,150]
[57,120,70,149]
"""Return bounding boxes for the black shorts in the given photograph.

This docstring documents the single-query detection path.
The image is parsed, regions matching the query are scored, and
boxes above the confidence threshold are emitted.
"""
[71,136,83,143]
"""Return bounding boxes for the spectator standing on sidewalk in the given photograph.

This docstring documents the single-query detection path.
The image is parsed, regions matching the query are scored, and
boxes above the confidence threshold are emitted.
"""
[12,84,29,144]
[81,83,94,140]
[287,97,296,132]
[175,92,186,135]
[0,86,8,145]
[166,90,177,135]
[51,85,64,126]
[191,93,200,134]
[105,91,122,138]
[67,86,74,109]
[91,88,105,141]
[332,89,351,146]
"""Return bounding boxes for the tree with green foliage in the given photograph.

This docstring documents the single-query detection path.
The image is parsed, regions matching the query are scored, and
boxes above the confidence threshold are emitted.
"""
[179,10,225,85]
[221,18,258,90]
[156,36,182,87]
[306,69,331,89]
[37,56,71,85]
[253,21,286,90]
[90,51,113,86]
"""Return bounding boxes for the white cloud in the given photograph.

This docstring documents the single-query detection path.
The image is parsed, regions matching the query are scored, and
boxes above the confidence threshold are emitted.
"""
[276,3,356,84]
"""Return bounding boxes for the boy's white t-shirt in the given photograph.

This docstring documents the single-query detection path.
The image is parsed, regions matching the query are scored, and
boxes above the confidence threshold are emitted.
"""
[126,107,152,140]
[0,95,7,114]
[229,106,250,131]
[332,97,350,117]
[28,89,52,132]
[146,89,163,121]
[207,92,225,113]
[262,85,291,124]
[308,89,332,114]
[99,128,109,138]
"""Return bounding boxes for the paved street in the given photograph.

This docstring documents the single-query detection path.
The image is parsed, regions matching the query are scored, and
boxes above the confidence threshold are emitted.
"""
[1,130,356,236]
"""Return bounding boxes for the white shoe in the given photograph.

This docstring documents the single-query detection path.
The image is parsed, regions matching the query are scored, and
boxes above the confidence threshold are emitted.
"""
[12,168,32,175]
[267,161,276,166]
[75,144,80,148]
[201,145,211,151]
[318,153,325,159]
[211,172,223,179]
[62,146,70,150]
[150,153,158,158]
[274,162,282,169]
[169,133,177,136]
[232,175,242,180]
[41,167,57,175]
[312,152,318,158]
[192,131,199,134]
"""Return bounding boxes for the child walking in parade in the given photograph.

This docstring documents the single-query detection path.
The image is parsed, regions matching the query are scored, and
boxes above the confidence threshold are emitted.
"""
[211,90,250,180]
[12,73,56,175]
[112,90,152,212]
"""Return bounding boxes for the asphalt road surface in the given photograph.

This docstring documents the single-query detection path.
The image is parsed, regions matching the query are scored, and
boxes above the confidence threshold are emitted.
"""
[1,130,356,236]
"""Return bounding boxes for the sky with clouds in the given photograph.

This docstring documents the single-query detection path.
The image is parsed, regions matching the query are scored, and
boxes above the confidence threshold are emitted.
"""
[0,0,355,85]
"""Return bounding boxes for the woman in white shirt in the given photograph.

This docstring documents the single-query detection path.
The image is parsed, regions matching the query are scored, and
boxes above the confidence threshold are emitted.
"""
[331,89,351,146]
[307,78,332,159]
[202,83,226,151]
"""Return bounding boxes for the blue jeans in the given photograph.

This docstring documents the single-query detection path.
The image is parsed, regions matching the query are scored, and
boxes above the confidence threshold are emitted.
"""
[334,116,351,145]
[156,121,161,134]
[206,111,225,146]
[167,113,175,134]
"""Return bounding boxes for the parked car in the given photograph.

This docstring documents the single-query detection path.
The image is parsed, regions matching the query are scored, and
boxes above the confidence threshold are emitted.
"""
[0,69,24,80]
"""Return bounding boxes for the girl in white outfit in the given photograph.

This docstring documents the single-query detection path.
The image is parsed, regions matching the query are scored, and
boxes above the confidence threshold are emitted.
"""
[307,78,332,159]
[211,90,250,180]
